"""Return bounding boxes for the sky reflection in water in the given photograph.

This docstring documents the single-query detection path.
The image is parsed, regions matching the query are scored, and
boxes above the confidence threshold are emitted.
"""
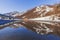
[0,27,60,40]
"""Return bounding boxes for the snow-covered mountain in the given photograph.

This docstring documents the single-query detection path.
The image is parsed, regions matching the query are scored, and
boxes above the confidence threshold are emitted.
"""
[4,11,25,17]
[18,4,60,19]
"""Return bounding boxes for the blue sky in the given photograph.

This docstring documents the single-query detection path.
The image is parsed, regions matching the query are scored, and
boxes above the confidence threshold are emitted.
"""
[0,0,60,13]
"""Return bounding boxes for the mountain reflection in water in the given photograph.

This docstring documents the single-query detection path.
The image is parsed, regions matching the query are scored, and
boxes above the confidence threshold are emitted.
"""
[0,20,60,40]
[0,27,60,40]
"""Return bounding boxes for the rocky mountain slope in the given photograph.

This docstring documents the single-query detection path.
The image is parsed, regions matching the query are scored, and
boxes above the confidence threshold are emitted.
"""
[16,4,60,18]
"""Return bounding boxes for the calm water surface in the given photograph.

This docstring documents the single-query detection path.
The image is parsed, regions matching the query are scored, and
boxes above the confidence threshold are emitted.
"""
[0,20,60,40]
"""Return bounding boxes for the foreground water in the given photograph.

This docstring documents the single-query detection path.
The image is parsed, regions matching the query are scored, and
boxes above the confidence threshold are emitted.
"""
[0,20,60,40]
[0,27,60,40]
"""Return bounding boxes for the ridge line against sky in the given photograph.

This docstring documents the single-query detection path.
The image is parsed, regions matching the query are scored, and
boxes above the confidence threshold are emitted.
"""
[0,0,60,14]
